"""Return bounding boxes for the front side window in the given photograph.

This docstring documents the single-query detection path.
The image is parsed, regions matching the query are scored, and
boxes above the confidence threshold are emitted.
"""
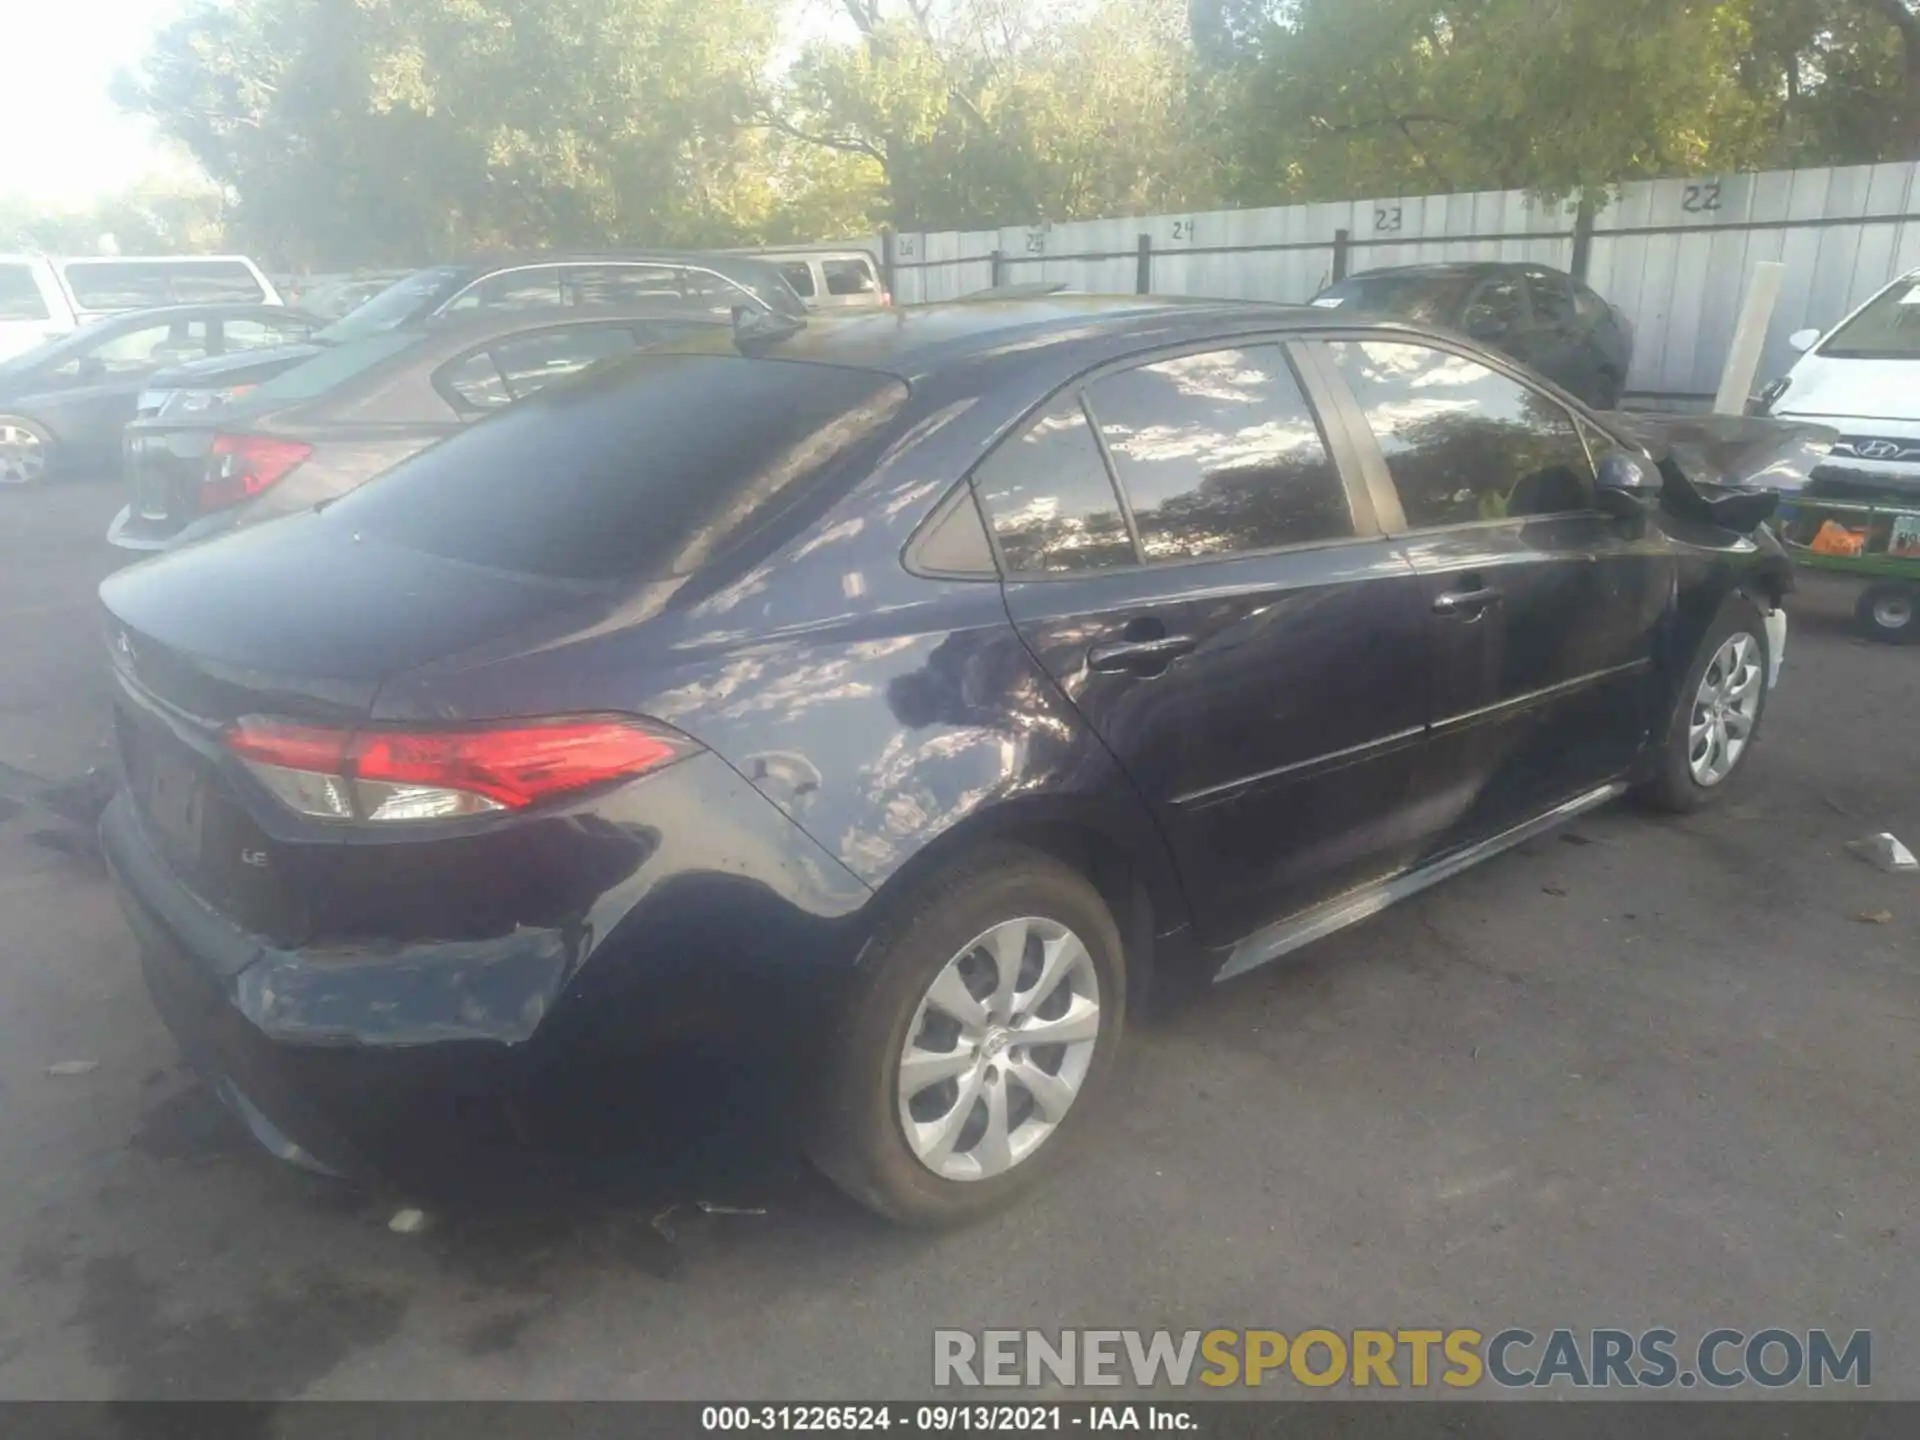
[0,264,49,322]
[972,400,1136,575]
[1526,271,1577,329]
[1460,276,1527,342]
[1324,339,1595,527]
[1085,346,1352,561]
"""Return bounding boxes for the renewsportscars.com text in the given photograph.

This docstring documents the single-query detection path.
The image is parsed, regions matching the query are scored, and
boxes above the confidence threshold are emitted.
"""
[933,1327,1871,1390]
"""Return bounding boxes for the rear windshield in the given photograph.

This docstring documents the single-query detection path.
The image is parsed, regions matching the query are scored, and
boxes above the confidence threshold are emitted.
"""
[1311,272,1474,324]
[60,259,265,309]
[327,353,907,581]
[247,330,425,403]
[1819,275,1920,359]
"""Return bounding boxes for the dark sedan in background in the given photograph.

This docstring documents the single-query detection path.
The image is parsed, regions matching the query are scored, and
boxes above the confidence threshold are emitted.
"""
[1310,261,1634,408]
[109,302,728,551]
[98,299,1815,1225]
[0,303,318,485]
[132,250,810,422]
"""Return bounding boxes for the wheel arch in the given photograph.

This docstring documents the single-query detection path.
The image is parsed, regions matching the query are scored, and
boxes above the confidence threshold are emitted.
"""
[855,794,1195,1007]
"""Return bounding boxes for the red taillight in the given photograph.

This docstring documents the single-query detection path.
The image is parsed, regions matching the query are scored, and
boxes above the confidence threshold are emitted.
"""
[201,434,312,512]
[223,716,695,823]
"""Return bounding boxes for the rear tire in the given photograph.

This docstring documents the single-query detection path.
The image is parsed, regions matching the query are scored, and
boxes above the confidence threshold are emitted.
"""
[810,845,1126,1226]
[0,414,54,486]
[1854,581,1918,644]
[1635,594,1771,814]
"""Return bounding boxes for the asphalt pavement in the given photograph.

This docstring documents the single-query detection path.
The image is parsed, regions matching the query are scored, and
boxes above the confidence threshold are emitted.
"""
[0,476,1914,1400]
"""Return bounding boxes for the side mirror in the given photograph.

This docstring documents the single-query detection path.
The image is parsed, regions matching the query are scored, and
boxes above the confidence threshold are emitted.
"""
[1788,328,1820,354]
[1595,449,1659,520]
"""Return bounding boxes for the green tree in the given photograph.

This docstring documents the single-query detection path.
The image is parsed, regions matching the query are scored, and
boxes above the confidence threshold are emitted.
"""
[117,0,788,267]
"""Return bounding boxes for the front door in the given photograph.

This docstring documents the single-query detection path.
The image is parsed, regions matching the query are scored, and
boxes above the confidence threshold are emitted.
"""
[1313,336,1673,853]
[973,342,1436,948]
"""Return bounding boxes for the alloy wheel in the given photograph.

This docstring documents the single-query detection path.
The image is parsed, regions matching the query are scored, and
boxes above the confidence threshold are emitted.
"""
[0,422,46,486]
[896,915,1101,1182]
[1872,592,1913,633]
[1688,632,1763,786]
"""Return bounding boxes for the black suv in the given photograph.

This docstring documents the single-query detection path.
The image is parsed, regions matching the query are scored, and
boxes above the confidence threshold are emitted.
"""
[1311,262,1634,409]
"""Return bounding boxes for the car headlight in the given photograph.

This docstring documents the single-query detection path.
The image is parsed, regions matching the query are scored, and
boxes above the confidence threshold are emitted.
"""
[158,384,257,418]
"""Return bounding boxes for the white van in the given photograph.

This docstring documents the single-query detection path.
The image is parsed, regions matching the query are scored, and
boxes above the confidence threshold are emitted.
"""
[0,253,283,362]
[0,256,77,362]
[754,248,888,311]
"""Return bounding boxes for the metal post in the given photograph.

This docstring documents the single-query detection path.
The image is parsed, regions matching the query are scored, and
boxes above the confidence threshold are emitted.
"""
[880,229,898,302]
[1331,228,1351,283]
[991,248,1007,287]
[1713,261,1787,415]
[1136,233,1153,295]
[1570,195,1596,283]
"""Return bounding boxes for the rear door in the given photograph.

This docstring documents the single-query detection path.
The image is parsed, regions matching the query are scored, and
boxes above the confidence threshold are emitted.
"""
[1312,335,1672,852]
[978,341,1436,949]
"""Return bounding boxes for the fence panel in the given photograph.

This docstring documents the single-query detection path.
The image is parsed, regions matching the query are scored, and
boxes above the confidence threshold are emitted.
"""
[880,160,1920,403]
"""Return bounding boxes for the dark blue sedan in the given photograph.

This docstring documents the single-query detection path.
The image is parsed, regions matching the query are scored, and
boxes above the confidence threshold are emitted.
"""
[99,298,1806,1223]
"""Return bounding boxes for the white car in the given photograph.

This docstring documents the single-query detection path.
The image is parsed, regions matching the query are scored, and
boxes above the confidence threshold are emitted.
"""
[0,253,282,363]
[1761,267,1920,494]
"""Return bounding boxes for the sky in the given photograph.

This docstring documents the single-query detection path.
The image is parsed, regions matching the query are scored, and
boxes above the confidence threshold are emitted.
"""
[0,0,183,209]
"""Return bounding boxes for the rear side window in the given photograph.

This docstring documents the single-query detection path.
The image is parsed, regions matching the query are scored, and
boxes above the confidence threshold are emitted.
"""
[1526,271,1577,328]
[781,262,816,298]
[1085,346,1352,560]
[1324,340,1594,527]
[824,258,879,296]
[972,400,1136,575]
[61,260,263,309]
[330,355,907,582]
[0,264,49,322]
[1460,275,1526,341]
[439,325,641,412]
[222,315,314,351]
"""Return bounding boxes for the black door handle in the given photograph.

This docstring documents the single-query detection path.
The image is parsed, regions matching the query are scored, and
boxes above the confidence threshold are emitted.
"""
[1086,635,1198,674]
[1432,587,1505,618]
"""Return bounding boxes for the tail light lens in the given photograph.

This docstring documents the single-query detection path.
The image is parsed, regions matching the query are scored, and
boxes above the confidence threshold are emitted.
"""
[223,716,697,823]
[201,434,312,512]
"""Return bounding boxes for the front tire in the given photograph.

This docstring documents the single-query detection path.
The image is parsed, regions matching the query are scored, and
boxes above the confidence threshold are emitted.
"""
[810,845,1127,1226]
[0,414,54,486]
[1855,581,1918,644]
[1635,594,1771,813]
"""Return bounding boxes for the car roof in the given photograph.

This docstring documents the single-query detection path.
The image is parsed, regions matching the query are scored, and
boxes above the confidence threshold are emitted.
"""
[402,301,733,347]
[655,296,1336,375]
[84,302,310,330]
[1337,261,1559,281]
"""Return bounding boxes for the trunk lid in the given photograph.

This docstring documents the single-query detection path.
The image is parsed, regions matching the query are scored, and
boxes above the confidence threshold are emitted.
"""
[102,514,610,943]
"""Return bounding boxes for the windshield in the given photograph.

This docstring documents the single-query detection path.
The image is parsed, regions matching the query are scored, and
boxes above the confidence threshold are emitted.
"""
[328,353,904,581]
[1312,272,1475,324]
[1818,275,1920,359]
[315,265,470,342]
[245,329,426,404]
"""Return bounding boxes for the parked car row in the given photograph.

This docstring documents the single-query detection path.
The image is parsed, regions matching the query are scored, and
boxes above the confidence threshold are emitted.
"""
[95,291,1829,1223]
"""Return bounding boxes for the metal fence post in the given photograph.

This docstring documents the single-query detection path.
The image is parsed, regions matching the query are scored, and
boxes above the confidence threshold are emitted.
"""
[1136,233,1153,294]
[1331,228,1351,283]
[1570,195,1596,282]
[991,248,1007,287]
